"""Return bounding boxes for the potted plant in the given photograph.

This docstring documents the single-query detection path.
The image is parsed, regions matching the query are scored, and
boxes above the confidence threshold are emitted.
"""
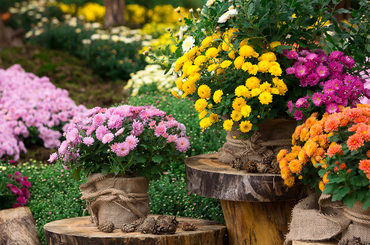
[50,105,190,227]
[158,0,370,172]
[278,104,370,243]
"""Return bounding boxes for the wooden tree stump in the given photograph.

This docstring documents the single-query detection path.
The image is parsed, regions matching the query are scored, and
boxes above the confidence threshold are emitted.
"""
[44,215,226,245]
[0,206,42,245]
[185,153,305,245]
[292,242,337,245]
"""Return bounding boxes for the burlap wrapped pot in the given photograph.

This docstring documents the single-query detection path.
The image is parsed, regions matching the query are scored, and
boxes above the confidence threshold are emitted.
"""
[79,173,150,228]
[218,118,297,172]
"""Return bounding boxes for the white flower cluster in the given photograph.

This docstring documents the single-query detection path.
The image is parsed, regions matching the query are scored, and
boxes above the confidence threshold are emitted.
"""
[125,65,176,96]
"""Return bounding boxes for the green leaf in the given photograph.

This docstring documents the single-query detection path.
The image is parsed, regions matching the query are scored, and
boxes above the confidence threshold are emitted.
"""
[152,155,164,163]
[72,167,81,181]
[332,193,343,202]
[135,156,147,163]
[343,192,356,208]
[338,187,350,197]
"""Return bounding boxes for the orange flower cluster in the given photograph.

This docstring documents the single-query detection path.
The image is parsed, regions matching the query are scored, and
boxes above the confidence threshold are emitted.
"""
[278,104,370,188]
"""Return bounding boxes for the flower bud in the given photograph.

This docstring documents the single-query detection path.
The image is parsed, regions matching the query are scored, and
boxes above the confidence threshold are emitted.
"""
[197,8,201,12]
[167,27,171,31]
[143,50,148,56]
[179,18,182,22]
[189,8,193,13]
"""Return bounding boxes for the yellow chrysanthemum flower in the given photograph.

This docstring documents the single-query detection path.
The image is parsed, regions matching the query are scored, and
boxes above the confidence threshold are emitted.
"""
[270,41,281,50]
[198,84,211,99]
[269,65,282,76]
[182,80,196,95]
[258,91,273,104]
[319,181,325,192]
[199,110,208,119]
[234,56,244,69]
[200,117,212,130]
[176,78,183,90]
[210,113,219,123]
[171,89,181,99]
[213,90,223,103]
[258,60,270,72]
[250,88,262,97]
[187,65,200,76]
[245,77,260,90]
[228,50,236,59]
[232,97,247,111]
[194,98,208,112]
[223,119,234,131]
[231,110,242,121]
[182,61,193,76]
[194,55,208,66]
[216,68,225,75]
[248,65,259,75]
[235,85,249,97]
[220,60,232,68]
[259,82,272,92]
[241,62,252,71]
[288,159,302,174]
[239,38,249,47]
[205,47,219,58]
[208,64,219,72]
[241,105,252,117]
[258,52,277,62]
[199,36,213,51]
[240,120,253,133]
[239,45,255,58]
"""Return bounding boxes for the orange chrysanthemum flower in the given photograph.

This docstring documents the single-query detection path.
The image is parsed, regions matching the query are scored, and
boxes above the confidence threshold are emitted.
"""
[293,125,304,141]
[324,117,339,132]
[354,115,368,124]
[347,133,364,151]
[280,166,291,179]
[285,153,296,162]
[305,116,317,128]
[291,145,301,155]
[277,149,288,162]
[367,149,370,158]
[298,149,308,165]
[359,159,370,173]
[327,143,342,158]
[279,158,289,169]
[304,140,318,157]
[317,135,329,148]
[319,181,325,192]
[288,159,303,174]
[357,124,370,141]
[284,176,295,187]
[323,173,329,184]
[300,127,310,142]
[310,123,323,137]
[340,118,350,127]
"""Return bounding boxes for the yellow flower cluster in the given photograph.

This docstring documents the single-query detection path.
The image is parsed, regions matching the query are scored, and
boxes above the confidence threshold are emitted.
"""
[172,28,287,133]
[126,4,146,24]
[147,5,189,24]
[77,2,105,22]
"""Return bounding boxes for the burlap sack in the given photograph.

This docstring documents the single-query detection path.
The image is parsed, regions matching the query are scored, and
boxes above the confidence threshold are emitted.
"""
[79,173,150,227]
[340,202,370,243]
[284,193,351,245]
[218,119,297,170]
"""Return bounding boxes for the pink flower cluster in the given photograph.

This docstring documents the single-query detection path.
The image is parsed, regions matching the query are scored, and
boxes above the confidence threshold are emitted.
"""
[0,65,88,160]
[50,105,190,166]
[6,171,31,208]
[285,50,370,121]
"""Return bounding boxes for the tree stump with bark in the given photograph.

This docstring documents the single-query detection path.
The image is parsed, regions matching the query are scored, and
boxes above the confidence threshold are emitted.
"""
[104,0,126,28]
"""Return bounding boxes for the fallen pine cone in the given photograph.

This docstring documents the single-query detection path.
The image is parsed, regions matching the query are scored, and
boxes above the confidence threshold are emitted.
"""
[156,215,178,227]
[138,217,156,234]
[150,223,177,235]
[98,221,115,233]
[182,222,197,231]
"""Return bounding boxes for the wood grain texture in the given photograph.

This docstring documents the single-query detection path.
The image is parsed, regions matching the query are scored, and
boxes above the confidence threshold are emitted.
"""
[221,199,298,245]
[44,215,226,245]
[185,153,304,202]
[0,206,42,245]
[292,242,337,245]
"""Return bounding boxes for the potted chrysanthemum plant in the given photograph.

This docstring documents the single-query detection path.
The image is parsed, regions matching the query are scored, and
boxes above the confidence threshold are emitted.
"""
[49,105,190,228]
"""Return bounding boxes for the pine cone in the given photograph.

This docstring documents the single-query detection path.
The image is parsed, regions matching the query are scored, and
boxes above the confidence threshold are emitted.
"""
[182,222,197,231]
[338,237,362,245]
[156,215,178,227]
[261,155,276,166]
[121,223,136,233]
[230,157,243,170]
[138,217,156,234]
[98,221,115,233]
[150,223,177,235]
[131,217,145,227]
[242,161,257,172]
[256,162,269,173]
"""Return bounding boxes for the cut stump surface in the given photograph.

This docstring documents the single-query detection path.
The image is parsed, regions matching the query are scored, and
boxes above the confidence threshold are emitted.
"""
[44,215,226,245]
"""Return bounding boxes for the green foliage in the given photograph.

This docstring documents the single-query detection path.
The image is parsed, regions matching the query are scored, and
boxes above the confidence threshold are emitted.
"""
[149,171,224,223]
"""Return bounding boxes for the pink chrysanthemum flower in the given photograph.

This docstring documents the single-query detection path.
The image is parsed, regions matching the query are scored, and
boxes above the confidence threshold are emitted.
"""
[294,110,303,120]
[286,51,298,59]
[48,152,58,163]
[93,113,105,127]
[326,103,339,114]
[167,134,178,143]
[83,137,95,146]
[115,142,130,157]
[315,65,329,78]
[125,135,139,150]
[102,133,114,144]
[155,124,167,137]
[176,137,190,152]
[96,125,109,141]
[295,65,308,78]
[286,67,295,74]
[287,100,294,113]
[115,128,124,136]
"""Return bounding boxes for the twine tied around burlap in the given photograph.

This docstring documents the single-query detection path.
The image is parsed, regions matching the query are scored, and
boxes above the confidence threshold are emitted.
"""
[79,173,150,227]
[284,193,370,244]
[218,119,297,172]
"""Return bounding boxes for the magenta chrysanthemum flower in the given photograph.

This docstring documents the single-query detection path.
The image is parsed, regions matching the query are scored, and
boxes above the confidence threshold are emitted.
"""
[13,203,21,208]
[331,78,343,90]
[155,124,167,137]
[329,51,344,61]
[125,135,139,150]
[102,133,114,144]
[317,53,328,63]
[293,110,303,120]
[295,97,309,109]
[341,55,355,69]
[295,65,308,78]
[17,196,27,205]
[326,103,339,114]
[328,61,343,74]
[83,136,95,146]
[93,113,105,127]
[323,80,336,94]
[304,61,315,72]
[286,67,295,74]
[343,75,356,85]
[176,137,190,152]
[21,188,30,198]
[115,142,130,157]
[305,53,318,61]
[21,180,31,188]
[288,100,294,113]
[10,186,20,195]
[315,65,329,78]
[286,51,298,59]
[312,92,322,106]
[306,73,320,86]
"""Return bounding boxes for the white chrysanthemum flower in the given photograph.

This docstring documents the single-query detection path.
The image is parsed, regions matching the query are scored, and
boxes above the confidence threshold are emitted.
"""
[206,0,216,7]
[217,9,238,23]
[91,22,101,29]
[111,35,120,42]
[25,31,33,39]
[91,34,100,40]
[82,39,91,45]
[176,26,188,41]
[182,36,195,53]
[100,34,110,40]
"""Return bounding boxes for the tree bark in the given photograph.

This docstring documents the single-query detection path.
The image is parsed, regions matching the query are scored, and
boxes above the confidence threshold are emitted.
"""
[104,0,126,28]
[0,14,11,48]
